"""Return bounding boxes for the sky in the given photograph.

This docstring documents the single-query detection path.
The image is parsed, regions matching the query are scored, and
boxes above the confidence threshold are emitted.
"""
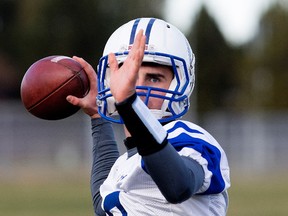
[164,0,278,45]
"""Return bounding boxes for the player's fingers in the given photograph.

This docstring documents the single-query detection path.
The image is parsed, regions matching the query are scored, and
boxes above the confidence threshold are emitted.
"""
[134,30,145,56]
[108,53,119,73]
[125,30,145,72]
[135,29,146,53]
[139,31,146,56]
[66,95,81,106]
[66,95,99,118]
[72,56,97,89]
[73,56,94,73]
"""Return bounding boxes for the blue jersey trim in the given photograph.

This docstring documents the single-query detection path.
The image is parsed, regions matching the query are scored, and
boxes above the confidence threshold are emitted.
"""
[166,121,204,135]
[141,159,147,173]
[103,191,127,215]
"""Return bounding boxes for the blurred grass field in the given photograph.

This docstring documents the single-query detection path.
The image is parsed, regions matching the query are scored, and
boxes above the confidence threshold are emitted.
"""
[0,170,287,216]
[228,173,288,216]
[0,169,93,216]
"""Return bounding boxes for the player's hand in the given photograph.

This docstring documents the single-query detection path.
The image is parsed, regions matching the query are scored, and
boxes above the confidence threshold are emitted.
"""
[66,56,100,119]
[109,30,146,103]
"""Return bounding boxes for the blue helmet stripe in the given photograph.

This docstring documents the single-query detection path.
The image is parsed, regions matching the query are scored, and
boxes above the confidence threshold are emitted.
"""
[129,18,156,45]
[145,18,156,44]
[129,18,141,44]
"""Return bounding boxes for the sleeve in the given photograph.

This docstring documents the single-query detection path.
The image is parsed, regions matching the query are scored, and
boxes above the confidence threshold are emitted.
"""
[90,118,119,216]
[115,93,168,155]
[115,93,205,203]
[142,144,204,204]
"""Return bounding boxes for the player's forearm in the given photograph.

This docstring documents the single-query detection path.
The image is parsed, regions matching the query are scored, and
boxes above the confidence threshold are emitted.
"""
[115,93,204,203]
[90,118,119,216]
[143,144,204,203]
[115,93,168,155]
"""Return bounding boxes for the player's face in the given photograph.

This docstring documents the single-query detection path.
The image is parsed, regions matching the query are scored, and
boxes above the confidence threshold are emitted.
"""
[136,64,173,110]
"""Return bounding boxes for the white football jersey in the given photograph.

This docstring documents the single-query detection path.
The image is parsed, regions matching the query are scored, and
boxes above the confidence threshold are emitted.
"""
[100,120,230,215]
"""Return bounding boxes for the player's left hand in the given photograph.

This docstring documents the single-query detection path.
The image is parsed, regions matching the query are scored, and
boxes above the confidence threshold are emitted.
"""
[109,30,146,103]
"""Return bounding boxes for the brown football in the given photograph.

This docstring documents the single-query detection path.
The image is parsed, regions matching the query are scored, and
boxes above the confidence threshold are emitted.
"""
[20,55,90,120]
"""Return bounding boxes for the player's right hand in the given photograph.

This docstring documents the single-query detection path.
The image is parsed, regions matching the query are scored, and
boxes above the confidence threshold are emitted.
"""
[66,56,100,119]
[109,30,146,103]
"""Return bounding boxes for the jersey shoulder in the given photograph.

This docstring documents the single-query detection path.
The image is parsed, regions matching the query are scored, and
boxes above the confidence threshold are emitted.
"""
[164,120,220,147]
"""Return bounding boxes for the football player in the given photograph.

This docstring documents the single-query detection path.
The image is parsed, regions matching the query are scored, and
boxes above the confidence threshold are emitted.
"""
[67,17,230,216]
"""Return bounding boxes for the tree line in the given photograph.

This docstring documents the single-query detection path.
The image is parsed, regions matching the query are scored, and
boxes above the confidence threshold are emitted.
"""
[0,0,287,114]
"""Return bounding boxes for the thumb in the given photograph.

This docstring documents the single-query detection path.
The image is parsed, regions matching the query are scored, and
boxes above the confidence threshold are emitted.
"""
[66,95,81,106]
[108,53,119,72]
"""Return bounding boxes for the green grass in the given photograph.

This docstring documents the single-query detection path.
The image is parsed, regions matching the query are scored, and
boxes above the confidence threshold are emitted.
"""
[1,170,288,216]
[0,170,93,216]
[228,174,288,216]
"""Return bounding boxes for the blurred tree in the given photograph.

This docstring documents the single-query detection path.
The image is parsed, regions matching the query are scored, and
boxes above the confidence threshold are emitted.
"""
[0,0,17,51]
[0,0,164,99]
[188,7,242,115]
[240,2,288,110]
[0,0,20,98]
[256,3,288,109]
[16,0,165,70]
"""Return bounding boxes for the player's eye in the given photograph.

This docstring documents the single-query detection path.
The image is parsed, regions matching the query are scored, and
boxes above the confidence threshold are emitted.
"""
[149,77,160,83]
[147,74,163,83]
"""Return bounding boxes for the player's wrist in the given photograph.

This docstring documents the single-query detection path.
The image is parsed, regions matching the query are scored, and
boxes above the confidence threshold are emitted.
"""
[115,93,168,155]
[82,107,101,119]
[114,90,136,104]
[115,92,137,106]
[90,113,101,119]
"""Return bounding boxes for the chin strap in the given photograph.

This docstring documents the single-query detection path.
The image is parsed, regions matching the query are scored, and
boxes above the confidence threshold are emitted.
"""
[149,109,172,120]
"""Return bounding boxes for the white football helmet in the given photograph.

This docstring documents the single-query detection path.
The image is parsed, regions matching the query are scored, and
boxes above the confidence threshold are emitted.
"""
[97,18,195,124]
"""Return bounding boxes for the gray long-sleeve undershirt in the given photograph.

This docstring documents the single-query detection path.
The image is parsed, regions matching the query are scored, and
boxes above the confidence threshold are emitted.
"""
[91,118,119,216]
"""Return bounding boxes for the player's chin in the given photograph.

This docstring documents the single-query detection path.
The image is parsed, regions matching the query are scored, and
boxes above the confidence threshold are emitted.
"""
[148,100,164,110]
